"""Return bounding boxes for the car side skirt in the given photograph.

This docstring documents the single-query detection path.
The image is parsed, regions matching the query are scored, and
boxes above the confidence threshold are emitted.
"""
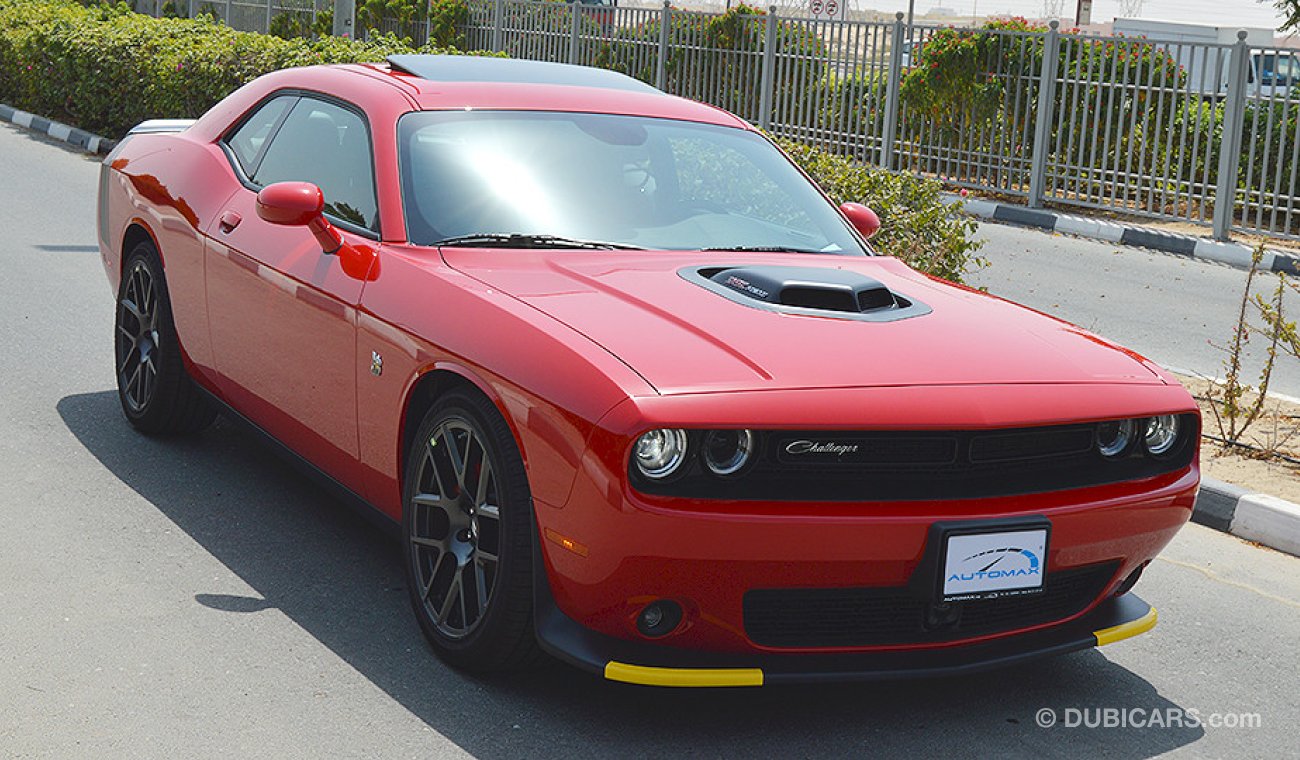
[199,388,402,541]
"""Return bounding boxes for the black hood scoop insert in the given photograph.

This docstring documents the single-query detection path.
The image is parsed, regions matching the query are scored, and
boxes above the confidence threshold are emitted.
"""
[681,265,931,323]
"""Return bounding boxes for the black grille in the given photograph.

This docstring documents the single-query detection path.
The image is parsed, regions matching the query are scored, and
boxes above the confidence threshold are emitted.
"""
[743,563,1118,649]
[630,415,1198,502]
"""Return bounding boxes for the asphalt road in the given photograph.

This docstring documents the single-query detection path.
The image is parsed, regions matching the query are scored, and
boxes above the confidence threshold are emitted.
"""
[1,122,1298,759]
[968,223,1300,398]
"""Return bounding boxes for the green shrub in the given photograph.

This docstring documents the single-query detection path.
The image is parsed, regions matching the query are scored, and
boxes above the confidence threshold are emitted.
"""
[427,0,467,49]
[778,137,986,282]
[814,70,888,162]
[268,1,320,40]
[900,18,1186,197]
[0,0,469,136]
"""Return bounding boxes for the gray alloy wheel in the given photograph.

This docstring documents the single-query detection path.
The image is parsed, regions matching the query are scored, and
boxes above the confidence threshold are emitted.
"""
[409,417,504,639]
[116,257,161,414]
[113,241,215,435]
[402,390,541,671]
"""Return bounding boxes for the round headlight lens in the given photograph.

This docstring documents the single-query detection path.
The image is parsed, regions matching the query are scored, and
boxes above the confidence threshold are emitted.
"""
[1097,419,1134,458]
[1143,415,1180,456]
[634,429,689,479]
[702,429,755,476]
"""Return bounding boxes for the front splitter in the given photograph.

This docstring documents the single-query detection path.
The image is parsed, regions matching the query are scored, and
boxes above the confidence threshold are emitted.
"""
[534,580,1156,687]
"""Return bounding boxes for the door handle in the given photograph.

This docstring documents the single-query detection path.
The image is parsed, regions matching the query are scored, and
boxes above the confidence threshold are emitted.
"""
[218,211,242,234]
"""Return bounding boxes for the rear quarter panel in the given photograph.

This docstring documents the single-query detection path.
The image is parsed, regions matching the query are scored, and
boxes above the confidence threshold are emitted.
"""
[99,133,241,378]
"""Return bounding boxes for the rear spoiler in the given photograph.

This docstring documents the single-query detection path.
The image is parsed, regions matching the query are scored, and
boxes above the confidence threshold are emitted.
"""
[127,119,197,135]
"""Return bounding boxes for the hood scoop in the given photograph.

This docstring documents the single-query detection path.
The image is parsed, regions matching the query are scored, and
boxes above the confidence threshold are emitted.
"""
[682,265,931,323]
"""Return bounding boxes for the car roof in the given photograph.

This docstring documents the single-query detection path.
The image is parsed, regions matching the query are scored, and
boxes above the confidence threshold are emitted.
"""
[387,54,658,93]
[355,55,749,129]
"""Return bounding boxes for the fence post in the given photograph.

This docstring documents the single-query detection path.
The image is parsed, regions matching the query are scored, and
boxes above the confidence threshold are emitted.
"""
[569,1,580,65]
[225,0,231,25]
[1027,20,1060,208]
[881,12,905,171]
[656,2,670,91]
[757,6,778,130]
[266,0,273,35]
[333,0,354,37]
[1213,30,1250,241]
[492,0,504,53]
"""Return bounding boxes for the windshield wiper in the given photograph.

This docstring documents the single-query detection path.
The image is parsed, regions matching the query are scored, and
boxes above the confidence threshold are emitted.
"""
[434,233,644,250]
[699,245,827,254]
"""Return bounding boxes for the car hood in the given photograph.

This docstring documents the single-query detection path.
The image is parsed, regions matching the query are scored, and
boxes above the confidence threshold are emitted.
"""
[440,249,1163,395]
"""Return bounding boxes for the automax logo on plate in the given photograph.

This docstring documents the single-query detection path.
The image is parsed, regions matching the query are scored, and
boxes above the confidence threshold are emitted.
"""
[942,530,1047,600]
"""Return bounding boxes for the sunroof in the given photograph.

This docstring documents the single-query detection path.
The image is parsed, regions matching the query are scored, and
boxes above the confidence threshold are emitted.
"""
[386,54,662,94]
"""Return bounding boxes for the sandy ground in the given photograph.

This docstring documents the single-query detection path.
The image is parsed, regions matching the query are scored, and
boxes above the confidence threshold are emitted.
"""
[1174,373,1300,503]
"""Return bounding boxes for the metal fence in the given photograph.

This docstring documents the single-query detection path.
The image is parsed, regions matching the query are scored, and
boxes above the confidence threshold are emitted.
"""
[458,0,1300,241]
[131,0,328,37]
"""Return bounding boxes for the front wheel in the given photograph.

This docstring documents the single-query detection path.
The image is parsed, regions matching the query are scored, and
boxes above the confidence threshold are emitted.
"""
[114,240,215,434]
[402,390,540,671]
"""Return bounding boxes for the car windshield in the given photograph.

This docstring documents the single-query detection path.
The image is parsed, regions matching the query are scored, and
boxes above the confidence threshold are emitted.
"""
[398,111,868,254]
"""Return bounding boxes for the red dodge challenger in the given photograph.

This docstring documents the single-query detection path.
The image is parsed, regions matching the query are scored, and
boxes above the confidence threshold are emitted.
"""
[98,55,1200,687]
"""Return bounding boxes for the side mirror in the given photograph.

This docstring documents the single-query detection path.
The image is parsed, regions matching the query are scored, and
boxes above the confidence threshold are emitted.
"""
[256,181,343,254]
[839,202,881,239]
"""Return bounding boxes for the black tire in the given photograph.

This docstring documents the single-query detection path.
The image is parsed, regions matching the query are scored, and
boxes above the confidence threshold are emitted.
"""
[114,240,216,435]
[402,389,541,671]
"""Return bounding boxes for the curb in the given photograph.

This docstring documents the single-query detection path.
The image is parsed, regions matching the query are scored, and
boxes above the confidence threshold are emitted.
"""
[945,193,1300,275]
[1194,478,1300,557]
[0,103,115,155]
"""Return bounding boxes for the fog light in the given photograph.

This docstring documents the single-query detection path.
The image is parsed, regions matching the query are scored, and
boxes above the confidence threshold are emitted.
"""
[636,599,683,638]
[1096,419,1134,458]
[634,429,688,479]
[1143,415,1180,456]
[703,429,755,476]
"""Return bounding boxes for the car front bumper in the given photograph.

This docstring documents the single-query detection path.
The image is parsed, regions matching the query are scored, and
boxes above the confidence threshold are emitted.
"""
[535,579,1157,687]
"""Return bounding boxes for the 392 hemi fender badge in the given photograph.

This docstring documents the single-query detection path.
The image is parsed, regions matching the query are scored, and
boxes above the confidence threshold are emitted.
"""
[370,351,383,376]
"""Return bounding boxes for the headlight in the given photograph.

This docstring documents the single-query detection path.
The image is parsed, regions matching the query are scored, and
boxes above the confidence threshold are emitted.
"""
[1096,419,1134,458]
[702,429,755,476]
[634,429,689,479]
[1143,415,1180,456]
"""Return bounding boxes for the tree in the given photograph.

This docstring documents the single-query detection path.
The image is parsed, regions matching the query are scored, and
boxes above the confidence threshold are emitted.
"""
[1278,0,1300,33]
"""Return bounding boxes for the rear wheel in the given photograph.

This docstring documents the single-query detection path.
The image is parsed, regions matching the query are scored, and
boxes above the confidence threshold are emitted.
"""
[402,390,540,671]
[114,240,215,434]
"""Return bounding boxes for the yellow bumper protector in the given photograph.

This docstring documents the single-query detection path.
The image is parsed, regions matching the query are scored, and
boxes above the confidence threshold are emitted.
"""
[604,661,764,687]
[1094,606,1158,646]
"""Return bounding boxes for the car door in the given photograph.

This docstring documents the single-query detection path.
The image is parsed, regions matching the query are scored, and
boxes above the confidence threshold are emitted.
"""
[205,93,380,497]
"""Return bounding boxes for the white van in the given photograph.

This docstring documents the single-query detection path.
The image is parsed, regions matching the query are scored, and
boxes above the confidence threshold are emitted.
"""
[1112,18,1299,98]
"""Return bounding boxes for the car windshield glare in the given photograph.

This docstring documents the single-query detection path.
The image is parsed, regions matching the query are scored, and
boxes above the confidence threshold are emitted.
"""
[398,111,867,255]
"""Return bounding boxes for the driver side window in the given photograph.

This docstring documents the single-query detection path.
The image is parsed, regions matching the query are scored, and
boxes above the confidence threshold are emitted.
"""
[253,97,379,233]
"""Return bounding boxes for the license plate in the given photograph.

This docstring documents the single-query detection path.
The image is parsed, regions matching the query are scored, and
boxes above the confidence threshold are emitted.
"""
[941,528,1048,602]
